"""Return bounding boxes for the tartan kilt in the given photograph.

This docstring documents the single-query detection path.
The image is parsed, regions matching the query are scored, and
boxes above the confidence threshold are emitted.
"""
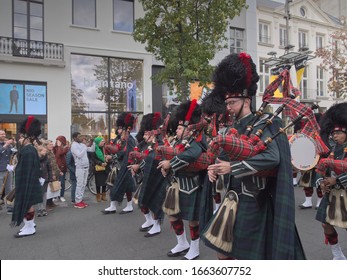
[139,157,167,219]
[201,192,274,259]
[172,187,202,221]
[315,194,329,223]
[110,167,136,202]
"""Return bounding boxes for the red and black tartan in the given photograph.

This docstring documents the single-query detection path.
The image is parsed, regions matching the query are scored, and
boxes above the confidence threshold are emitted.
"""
[316,158,347,176]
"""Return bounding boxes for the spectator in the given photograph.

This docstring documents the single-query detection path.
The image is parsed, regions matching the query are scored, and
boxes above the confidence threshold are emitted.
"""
[42,140,60,210]
[54,135,69,202]
[0,130,15,215]
[66,146,77,204]
[36,145,52,217]
[71,133,95,209]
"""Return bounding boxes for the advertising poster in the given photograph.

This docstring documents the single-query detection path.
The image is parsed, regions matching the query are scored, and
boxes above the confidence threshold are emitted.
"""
[127,80,137,112]
[25,84,47,115]
[0,83,24,114]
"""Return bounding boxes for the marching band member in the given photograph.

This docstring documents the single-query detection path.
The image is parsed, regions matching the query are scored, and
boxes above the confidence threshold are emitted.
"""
[11,116,42,237]
[315,102,347,260]
[128,112,167,237]
[203,53,305,259]
[102,112,136,214]
[297,113,323,209]
[158,99,208,260]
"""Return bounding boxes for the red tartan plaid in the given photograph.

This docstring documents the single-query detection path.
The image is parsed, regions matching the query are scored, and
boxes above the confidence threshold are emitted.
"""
[185,151,216,172]
[128,150,146,164]
[215,133,267,161]
[105,144,121,155]
[156,146,184,161]
[315,158,347,176]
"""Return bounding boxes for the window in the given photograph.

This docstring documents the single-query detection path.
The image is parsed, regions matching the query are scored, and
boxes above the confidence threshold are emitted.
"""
[13,0,43,41]
[230,27,244,54]
[279,26,287,47]
[259,58,270,94]
[298,30,308,49]
[259,22,270,44]
[316,66,324,97]
[72,0,96,27]
[316,34,324,50]
[300,66,308,99]
[300,7,306,17]
[113,0,134,32]
[71,54,144,137]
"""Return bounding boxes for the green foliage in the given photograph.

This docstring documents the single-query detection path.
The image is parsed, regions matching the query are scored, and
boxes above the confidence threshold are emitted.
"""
[133,0,247,101]
[315,29,347,98]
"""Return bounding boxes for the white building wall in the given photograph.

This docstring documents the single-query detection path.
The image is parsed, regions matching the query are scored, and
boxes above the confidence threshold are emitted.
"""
[0,0,152,141]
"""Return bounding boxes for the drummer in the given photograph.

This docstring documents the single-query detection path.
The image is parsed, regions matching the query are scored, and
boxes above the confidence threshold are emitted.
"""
[296,113,323,210]
[204,52,306,259]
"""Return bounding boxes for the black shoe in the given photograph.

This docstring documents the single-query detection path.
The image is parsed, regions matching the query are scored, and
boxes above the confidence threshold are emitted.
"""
[101,209,116,214]
[139,225,153,232]
[119,210,133,214]
[298,204,312,209]
[144,231,160,238]
[14,231,36,238]
[167,248,189,257]
[181,255,199,260]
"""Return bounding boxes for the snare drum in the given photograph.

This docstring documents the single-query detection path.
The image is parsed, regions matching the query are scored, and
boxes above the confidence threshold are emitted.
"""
[289,133,320,171]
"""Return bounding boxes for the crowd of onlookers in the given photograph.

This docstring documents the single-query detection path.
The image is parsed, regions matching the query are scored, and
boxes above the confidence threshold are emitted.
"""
[0,130,113,217]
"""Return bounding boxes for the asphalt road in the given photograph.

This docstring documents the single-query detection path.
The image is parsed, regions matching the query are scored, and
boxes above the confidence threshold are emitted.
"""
[0,186,346,260]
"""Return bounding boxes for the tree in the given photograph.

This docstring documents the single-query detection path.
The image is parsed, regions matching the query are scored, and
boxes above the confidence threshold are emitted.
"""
[315,29,347,99]
[133,0,247,101]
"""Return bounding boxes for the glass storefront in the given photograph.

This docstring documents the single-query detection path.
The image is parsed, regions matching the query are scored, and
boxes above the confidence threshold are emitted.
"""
[71,54,144,140]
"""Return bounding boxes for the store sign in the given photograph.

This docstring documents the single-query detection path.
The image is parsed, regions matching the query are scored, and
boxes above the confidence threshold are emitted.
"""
[25,85,47,115]
[0,81,47,115]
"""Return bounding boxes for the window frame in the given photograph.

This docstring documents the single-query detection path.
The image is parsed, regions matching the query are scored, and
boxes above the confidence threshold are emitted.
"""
[229,27,244,54]
[258,21,271,44]
[12,0,44,41]
[258,58,270,94]
[298,30,308,49]
[316,66,324,97]
[72,0,96,28]
[300,66,308,99]
[113,0,134,33]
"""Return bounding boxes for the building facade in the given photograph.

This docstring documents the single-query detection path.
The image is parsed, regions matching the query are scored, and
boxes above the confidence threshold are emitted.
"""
[256,0,346,113]
[0,0,343,141]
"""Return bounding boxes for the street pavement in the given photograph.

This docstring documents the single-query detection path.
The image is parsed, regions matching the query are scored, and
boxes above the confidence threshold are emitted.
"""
[0,186,346,260]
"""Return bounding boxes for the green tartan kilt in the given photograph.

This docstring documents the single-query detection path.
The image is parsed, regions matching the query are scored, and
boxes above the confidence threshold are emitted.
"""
[315,194,329,223]
[172,187,202,221]
[201,192,273,259]
[139,179,167,219]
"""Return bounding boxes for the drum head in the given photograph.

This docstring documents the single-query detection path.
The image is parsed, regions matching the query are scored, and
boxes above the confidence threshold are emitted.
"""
[289,133,319,171]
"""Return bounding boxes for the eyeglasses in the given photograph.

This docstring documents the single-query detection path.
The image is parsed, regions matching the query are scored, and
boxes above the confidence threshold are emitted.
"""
[225,99,243,107]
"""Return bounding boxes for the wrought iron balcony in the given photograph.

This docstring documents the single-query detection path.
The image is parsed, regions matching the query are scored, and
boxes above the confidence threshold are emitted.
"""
[0,36,64,60]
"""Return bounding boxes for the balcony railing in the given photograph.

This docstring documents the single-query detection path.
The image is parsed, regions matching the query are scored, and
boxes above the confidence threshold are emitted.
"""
[0,36,64,60]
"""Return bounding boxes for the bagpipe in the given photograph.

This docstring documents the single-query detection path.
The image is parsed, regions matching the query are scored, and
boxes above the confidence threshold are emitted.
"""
[156,69,329,177]
[127,113,172,165]
[200,69,329,255]
[315,144,347,176]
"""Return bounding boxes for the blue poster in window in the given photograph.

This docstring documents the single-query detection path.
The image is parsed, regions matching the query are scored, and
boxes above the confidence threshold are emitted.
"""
[25,85,47,115]
[0,83,24,114]
[127,80,136,112]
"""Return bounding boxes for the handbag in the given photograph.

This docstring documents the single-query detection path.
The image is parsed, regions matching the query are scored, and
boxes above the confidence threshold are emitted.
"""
[95,164,106,172]
[50,180,61,192]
